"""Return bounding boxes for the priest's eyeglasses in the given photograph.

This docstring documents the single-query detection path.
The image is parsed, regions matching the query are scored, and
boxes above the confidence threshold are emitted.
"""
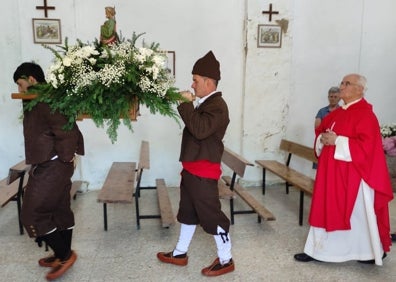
[339,81,360,87]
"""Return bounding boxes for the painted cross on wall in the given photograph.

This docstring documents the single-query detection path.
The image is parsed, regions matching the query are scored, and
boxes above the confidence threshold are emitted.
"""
[36,0,56,18]
[262,3,279,22]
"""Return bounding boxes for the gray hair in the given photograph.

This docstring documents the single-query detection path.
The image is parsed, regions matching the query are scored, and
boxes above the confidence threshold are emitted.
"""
[357,75,367,92]
[328,86,340,94]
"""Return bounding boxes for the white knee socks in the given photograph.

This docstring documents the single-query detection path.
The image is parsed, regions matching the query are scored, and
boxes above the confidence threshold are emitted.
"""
[214,226,232,265]
[173,223,196,256]
[172,224,232,264]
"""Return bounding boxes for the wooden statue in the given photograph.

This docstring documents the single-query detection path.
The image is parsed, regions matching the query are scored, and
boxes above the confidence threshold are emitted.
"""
[100,6,119,45]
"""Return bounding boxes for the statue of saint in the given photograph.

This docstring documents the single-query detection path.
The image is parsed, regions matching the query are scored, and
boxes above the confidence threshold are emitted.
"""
[100,7,119,45]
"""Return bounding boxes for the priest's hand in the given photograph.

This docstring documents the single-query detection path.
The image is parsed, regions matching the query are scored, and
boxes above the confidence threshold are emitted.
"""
[321,131,337,146]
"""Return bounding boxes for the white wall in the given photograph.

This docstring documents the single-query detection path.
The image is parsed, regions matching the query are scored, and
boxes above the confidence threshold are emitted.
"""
[287,0,396,178]
[0,1,26,174]
[241,0,294,183]
[1,0,395,189]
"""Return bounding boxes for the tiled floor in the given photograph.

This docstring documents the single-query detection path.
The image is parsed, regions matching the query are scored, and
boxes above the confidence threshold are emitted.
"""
[1,184,395,282]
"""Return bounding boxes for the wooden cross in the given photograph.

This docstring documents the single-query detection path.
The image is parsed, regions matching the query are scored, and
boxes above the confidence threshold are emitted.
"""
[262,3,279,22]
[36,0,55,18]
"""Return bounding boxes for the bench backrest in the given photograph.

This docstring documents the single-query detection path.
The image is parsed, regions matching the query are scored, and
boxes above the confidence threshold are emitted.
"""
[137,140,150,170]
[1,160,30,208]
[279,139,317,165]
[221,147,253,189]
[7,160,30,185]
[222,147,253,178]
[136,140,150,188]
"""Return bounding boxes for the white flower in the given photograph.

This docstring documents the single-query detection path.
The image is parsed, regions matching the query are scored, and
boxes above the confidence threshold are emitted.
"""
[152,54,165,66]
[63,57,72,67]
[58,74,65,84]
[134,47,154,63]
[100,51,109,59]
[98,63,126,87]
[74,57,83,65]
[44,37,175,101]
[88,58,97,65]
[81,45,99,57]
[48,60,62,72]
[47,73,58,88]
[381,123,396,138]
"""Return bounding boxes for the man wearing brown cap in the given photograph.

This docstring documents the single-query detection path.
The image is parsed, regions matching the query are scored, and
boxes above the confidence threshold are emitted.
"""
[157,51,234,276]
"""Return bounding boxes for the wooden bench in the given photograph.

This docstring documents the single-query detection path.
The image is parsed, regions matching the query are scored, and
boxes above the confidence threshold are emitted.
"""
[255,139,317,225]
[70,180,84,200]
[97,161,136,231]
[97,140,175,230]
[133,141,175,229]
[221,147,275,224]
[0,160,30,235]
[217,180,235,200]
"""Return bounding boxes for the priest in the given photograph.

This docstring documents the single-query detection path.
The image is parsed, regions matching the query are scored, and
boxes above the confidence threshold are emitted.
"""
[294,73,393,265]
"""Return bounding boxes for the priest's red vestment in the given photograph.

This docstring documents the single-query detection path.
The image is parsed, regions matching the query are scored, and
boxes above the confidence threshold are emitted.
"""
[310,98,393,252]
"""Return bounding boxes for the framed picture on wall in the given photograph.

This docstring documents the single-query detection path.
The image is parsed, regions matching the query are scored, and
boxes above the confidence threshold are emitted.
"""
[32,18,62,44]
[257,24,282,48]
[164,51,176,78]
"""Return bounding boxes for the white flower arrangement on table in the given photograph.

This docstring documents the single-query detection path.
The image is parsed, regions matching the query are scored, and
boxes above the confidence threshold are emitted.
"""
[381,123,396,156]
[25,33,181,143]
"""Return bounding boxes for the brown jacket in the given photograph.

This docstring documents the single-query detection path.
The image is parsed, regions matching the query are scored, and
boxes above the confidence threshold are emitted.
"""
[23,102,84,164]
[178,92,229,163]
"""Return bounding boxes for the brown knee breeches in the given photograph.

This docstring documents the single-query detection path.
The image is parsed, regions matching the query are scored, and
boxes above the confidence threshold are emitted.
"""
[177,169,230,235]
[21,159,75,237]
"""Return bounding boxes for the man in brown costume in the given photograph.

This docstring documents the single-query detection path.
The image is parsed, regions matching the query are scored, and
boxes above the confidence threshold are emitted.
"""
[157,51,234,276]
[13,62,84,281]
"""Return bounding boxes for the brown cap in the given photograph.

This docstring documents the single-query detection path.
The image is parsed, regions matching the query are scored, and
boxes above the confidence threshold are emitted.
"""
[192,51,220,80]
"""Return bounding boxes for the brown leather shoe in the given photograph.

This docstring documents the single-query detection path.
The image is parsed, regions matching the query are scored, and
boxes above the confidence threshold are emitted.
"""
[157,251,188,266]
[201,258,235,277]
[38,255,57,267]
[45,250,77,281]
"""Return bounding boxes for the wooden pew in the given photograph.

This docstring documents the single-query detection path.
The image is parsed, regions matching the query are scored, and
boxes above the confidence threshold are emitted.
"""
[97,140,175,230]
[255,139,317,225]
[155,179,175,228]
[134,141,175,229]
[221,147,275,224]
[97,162,137,231]
[217,180,235,200]
[0,160,30,235]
